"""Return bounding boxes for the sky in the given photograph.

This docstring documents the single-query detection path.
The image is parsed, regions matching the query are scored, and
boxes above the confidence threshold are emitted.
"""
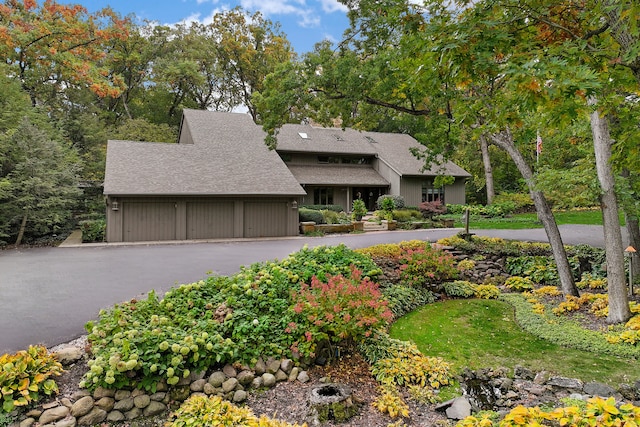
[72,0,351,54]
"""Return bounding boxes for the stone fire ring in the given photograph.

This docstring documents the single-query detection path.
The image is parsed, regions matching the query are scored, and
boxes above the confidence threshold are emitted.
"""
[308,383,357,423]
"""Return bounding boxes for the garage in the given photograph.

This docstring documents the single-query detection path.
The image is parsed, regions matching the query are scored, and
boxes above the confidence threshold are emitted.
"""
[244,202,288,238]
[186,201,235,239]
[123,202,176,242]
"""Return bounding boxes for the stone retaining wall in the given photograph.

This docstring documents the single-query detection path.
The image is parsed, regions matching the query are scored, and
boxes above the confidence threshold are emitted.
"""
[14,353,309,427]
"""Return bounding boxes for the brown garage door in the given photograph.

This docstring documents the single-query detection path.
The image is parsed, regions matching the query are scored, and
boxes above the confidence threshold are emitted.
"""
[244,202,287,238]
[186,202,235,239]
[123,202,176,242]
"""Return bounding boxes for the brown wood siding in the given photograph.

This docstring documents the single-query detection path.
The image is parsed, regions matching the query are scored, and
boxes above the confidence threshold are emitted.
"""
[445,179,467,205]
[186,202,235,239]
[123,202,176,241]
[244,202,287,237]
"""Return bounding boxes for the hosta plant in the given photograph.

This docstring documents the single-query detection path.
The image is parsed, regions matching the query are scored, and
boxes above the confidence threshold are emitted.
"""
[0,346,63,413]
[168,395,307,427]
[443,280,476,298]
[504,276,535,292]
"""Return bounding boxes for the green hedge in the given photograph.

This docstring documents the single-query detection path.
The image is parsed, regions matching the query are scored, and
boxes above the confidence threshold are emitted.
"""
[79,219,105,243]
[299,204,343,212]
[298,208,324,224]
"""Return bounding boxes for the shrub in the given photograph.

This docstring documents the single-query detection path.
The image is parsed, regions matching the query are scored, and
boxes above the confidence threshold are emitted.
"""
[504,276,535,292]
[418,200,447,219]
[298,208,324,224]
[355,240,430,259]
[493,192,535,212]
[392,209,422,222]
[79,219,105,243]
[321,209,350,224]
[288,268,393,357]
[474,284,501,299]
[351,199,367,220]
[506,256,559,285]
[0,346,63,412]
[398,246,458,287]
[443,281,476,298]
[437,235,552,257]
[382,285,436,319]
[84,244,380,391]
[376,195,405,210]
[168,395,307,427]
[372,385,409,419]
[456,258,476,272]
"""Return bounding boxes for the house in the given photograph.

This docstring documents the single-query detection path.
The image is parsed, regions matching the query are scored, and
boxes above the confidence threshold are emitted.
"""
[104,109,470,242]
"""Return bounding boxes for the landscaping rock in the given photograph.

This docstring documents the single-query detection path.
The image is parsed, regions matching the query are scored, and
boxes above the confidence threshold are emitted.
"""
[114,390,131,401]
[548,377,584,390]
[170,386,191,402]
[70,395,95,417]
[113,398,134,412]
[233,390,247,403]
[222,378,239,393]
[53,347,83,366]
[190,379,207,392]
[133,394,150,409]
[281,358,294,374]
[223,365,237,378]
[298,371,310,383]
[49,418,76,427]
[251,377,263,389]
[60,397,73,408]
[446,397,472,420]
[208,371,226,387]
[94,397,115,412]
[77,407,107,426]
[143,401,167,417]
[289,367,300,382]
[267,359,281,374]
[275,369,288,382]
[150,392,166,402]
[236,370,253,386]
[584,381,616,397]
[39,406,70,425]
[106,410,125,422]
[203,383,216,395]
[262,373,277,388]
[19,418,35,427]
[124,407,143,420]
[93,387,115,399]
[253,358,267,375]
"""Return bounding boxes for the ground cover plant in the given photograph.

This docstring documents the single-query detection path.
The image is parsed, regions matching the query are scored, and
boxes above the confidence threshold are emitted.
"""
[4,237,640,426]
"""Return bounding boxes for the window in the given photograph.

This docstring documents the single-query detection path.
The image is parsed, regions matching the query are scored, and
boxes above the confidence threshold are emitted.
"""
[318,156,329,163]
[422,182,444,203]
[314,188,334,205]
[298,132,309,139]
[364,136,377,143]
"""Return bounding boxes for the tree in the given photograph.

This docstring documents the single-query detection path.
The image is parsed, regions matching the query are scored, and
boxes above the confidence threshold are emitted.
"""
[0,118,80,245]
[0,0,129,108]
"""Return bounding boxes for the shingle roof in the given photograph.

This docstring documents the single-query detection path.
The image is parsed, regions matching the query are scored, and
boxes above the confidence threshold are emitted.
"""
[276,124,471,178]
[104,110,306,196]
[287,165,390,186]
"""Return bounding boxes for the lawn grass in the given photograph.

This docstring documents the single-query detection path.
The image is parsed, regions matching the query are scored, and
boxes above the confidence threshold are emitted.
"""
[389,299,640,385]
[450,209,624,229]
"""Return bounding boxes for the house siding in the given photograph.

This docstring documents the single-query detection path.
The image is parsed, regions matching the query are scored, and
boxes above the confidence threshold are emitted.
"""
[400,178,423,207]
[374,159,401,198]
[445,179,467,205]
[106,196,300,242]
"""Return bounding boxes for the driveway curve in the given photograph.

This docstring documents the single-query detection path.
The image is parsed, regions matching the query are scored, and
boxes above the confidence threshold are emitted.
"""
[0,225,624,354]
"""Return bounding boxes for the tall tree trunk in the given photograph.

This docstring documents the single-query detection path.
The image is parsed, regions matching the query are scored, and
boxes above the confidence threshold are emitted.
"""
[480,134,495,204]
[15,209,28,246]
[489,129,579,297]
[589,97,631,323]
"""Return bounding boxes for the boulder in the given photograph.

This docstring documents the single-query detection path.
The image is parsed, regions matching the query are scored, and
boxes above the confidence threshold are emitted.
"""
[445,397,472,420]
[143,401,167,417]
[297,371,310,383]
[124,407,143,420]
[208,371,226,387]
[262,373,276,388]
[54,347,83,365]
[113,397,134,412]
[233,390,247,403]
[267,360,281,374]
[19,418,36,427]
[584,381,616,397]
[93,387,115,399]
[253,358,267,375]
[547,377,584,390]
[114,390,131,401]
[133,394,151,409]
[223,365,237,378]
[77,407,107,426]
[190,379,207,392]
[289,367,300,382]
[222,378,239,393]
[280,359,294,374]
[39,406,70,425]
[275,369,288,382]
[70,395,95,417]
[94,397,115,412]
[237,370,255,386]
[106,410,125,422]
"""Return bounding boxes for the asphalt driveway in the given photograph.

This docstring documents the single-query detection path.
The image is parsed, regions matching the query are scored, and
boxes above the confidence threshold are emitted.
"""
[0,225,624,354]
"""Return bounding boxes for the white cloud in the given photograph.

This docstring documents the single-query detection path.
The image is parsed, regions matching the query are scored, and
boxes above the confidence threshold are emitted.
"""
[239,0,325,28]
[318,0,349,13]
